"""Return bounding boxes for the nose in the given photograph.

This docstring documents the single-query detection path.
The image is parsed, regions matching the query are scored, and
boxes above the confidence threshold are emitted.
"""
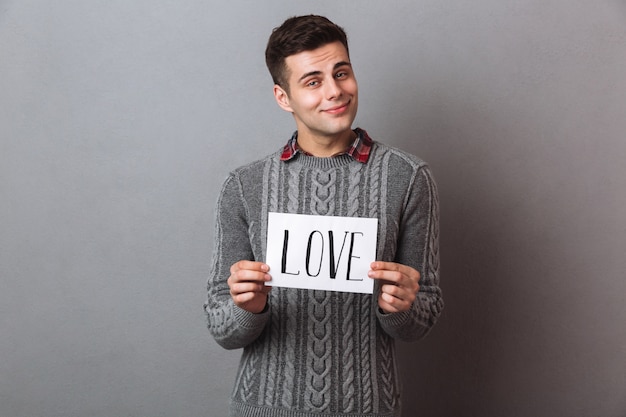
[324,78,342,100]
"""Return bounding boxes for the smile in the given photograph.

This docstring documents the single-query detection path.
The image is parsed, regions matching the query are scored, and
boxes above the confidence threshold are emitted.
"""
[323,101,351,114]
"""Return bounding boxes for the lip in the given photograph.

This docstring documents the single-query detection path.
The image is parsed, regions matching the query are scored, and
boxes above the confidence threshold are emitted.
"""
[323,101,351,114]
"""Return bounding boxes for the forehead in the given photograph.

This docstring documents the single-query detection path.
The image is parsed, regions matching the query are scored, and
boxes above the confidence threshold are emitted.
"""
[284,41,350,77]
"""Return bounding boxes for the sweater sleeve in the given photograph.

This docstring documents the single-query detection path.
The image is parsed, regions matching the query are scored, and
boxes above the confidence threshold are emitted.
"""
[376,164,444,341]
[204,173,270,349]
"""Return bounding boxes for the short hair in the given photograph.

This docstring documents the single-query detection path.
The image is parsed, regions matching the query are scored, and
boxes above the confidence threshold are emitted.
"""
[265,15,349,90]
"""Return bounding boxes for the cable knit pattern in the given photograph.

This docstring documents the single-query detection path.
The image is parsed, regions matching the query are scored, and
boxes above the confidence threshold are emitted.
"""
[205,130,443,417]
[359,296,374,414]
[239,344,260,403]
[281,288,298,408]
[312,170,337,215]
[305,290,333,411]
[425,168,441,290]
[379,331,396,410]
[305,175,335,411]
[263,290,282,406]
[340,292,356,412]
[367,148,383,220]
[347,162,362,217]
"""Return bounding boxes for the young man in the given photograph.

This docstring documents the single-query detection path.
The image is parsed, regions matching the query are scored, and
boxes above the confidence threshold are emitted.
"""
[205,15,443,417]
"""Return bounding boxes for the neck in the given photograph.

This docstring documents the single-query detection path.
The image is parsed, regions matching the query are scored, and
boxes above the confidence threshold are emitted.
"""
[296,130,355,157]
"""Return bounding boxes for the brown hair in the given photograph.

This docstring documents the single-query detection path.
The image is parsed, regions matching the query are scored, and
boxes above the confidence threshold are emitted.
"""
[265,15,349,90]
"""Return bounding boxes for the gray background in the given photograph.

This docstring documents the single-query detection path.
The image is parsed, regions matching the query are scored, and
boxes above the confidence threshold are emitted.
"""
[1,1,625,416]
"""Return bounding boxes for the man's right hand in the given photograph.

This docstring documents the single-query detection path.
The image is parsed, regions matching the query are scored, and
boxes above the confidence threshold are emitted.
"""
[227,260,272,314]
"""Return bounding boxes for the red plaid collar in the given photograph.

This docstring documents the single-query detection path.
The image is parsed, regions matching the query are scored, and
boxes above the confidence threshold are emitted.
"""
[280,128,373,163]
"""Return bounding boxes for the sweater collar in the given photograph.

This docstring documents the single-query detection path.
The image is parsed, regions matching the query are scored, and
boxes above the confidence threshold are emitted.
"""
[280,128,373,163]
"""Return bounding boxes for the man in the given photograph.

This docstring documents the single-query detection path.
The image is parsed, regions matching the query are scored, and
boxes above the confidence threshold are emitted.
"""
[205,15,443,417]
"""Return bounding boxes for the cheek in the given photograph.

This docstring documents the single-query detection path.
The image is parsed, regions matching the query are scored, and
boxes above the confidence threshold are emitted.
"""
[294,93,321,111]
[347,80,358,96]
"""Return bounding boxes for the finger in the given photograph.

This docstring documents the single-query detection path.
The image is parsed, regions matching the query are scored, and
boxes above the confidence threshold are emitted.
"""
[229,281,268,296]
[228,268,271,285]
[368,268,404,284]
[232,291,259,306]
[378,293,408,314]
[370,261,402,272]
[383,282,417,302]
[369,262,420,285]
[378,286,414,313]
[380,283,405,298]
[231,260,269,274]
[368,264,408,286]
[370,261,419,277]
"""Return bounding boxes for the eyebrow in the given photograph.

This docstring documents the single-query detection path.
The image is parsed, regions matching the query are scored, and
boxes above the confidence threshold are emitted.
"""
[297,61,352,83]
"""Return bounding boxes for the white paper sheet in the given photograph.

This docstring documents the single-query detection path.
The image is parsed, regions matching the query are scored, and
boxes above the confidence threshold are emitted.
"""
[265,212,378,294]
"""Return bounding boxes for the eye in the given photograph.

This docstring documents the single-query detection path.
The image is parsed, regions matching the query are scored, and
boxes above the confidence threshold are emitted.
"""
[335,70,351,80]
[307,80,319,87]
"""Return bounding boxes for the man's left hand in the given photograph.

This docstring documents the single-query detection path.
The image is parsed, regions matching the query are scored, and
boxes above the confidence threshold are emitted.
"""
[368,261,420,313]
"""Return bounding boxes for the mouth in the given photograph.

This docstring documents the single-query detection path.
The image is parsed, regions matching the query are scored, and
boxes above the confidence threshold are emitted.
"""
[323,101,351,115]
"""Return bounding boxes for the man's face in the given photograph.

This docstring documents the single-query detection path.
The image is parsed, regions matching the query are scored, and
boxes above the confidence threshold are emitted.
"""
[274,41,358,146]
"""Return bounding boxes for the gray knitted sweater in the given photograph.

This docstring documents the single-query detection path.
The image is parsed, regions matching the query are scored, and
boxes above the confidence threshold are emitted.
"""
[205,132,443,417]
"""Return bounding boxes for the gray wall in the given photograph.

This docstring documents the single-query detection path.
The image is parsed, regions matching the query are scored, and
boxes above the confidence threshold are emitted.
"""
[1,1,625,416]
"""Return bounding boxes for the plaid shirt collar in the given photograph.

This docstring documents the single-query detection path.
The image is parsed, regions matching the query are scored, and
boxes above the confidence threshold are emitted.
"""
[280,128,373,163]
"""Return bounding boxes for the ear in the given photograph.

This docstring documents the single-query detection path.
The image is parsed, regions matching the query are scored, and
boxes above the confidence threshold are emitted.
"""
[273,85,293,113]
